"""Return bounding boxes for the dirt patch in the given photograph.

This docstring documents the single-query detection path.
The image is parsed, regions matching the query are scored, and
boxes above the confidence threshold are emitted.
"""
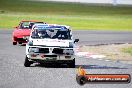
[80,44,132,64]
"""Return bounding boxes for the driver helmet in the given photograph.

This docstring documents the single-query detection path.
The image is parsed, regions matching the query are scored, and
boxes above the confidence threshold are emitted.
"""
[38,30,47,37]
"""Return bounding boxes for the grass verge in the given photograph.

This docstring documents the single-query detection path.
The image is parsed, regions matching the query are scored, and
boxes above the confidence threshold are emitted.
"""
[0,0,132,30]
[122,47,132,56]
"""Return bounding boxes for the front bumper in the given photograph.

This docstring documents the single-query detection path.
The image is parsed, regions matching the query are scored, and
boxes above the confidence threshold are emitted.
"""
[27,53,74,63]
[30,59,74,64]
[13,36,29,42]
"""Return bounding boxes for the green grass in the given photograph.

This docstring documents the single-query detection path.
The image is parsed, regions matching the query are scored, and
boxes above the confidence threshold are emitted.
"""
[122,47,132,56]
[0,0,132,30]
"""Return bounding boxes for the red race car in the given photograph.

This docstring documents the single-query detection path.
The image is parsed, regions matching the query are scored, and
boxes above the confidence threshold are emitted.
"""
[12,20,45,45]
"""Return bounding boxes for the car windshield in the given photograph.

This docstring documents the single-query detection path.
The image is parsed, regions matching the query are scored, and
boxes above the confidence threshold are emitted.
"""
[31,28,71,40]
[19,22,44,29]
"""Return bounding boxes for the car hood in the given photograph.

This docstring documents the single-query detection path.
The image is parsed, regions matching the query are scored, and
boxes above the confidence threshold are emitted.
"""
[32,39,72,47]
[13,29,31,36]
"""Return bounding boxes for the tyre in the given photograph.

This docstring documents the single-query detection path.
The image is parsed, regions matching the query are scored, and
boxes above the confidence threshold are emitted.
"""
[68,58,75,68]
[13,42,17,45]
[24,56,32,67]
[18,42,22,44]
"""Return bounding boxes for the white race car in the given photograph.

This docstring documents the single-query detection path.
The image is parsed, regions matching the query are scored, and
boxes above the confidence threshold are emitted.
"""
[24,24,79,67]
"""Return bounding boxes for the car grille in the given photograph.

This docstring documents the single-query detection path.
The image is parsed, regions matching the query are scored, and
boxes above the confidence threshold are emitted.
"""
[44,55,57,57]
[52,48,64,54]
[39,48,49,53]
[16,38,25,41]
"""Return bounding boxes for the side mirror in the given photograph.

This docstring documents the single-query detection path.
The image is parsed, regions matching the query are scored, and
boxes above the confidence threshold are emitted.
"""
[74,39,79,43]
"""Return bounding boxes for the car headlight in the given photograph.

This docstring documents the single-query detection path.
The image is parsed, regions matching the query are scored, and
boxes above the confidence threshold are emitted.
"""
[63,49,74,55]
[69,42,73,48]
[23,36,29,40]
[29,47,39,53]
[28,41,33,46]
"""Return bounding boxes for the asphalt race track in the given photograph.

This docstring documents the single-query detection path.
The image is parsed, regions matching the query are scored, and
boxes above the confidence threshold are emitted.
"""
[73,30,132,45]
[0,30,132,88]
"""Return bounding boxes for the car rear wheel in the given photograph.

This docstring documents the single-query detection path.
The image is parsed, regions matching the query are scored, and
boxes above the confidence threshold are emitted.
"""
[24,56,33,67]
[13,42,17,45]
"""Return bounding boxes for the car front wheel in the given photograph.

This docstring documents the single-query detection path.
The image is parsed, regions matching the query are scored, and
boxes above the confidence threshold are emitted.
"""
[24,56,33,67]
[68,58,75,68]
[18,42,22,44]
[13,42,17,45]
